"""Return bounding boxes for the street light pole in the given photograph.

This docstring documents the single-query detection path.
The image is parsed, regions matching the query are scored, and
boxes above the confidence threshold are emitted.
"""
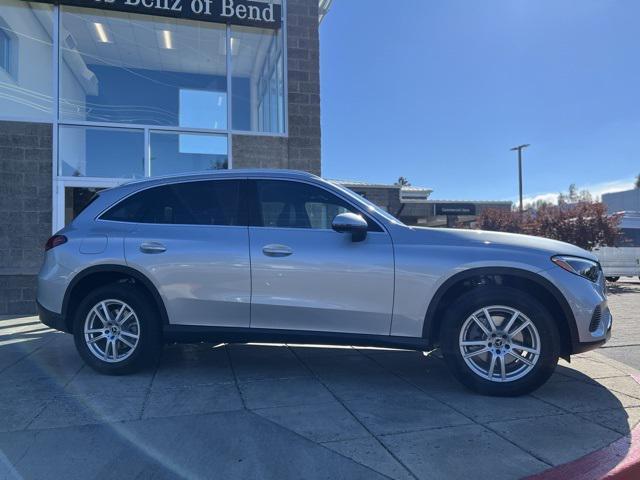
[510,144,530,213]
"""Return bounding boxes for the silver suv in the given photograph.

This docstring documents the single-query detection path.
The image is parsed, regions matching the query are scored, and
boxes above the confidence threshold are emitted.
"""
[37,170,611,396]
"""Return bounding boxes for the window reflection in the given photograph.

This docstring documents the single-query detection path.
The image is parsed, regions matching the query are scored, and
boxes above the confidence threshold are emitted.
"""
[59,7,227,128]
[0,0,53,120]
[59,126,144,178]
[150,131,228,176]
[232,26,285,133]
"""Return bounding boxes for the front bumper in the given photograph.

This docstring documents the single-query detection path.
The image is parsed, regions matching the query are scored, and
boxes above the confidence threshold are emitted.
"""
[572,316,612,354]
[37,301,70,333]
[538,266,611,354]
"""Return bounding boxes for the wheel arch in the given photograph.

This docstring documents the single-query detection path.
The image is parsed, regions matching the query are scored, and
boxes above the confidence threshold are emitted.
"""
[422,267,578,359]
[62,264,169,333]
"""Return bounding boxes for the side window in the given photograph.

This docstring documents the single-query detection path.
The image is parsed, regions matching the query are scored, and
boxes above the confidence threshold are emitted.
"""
[253,180,380,231]
[101,180,244,226]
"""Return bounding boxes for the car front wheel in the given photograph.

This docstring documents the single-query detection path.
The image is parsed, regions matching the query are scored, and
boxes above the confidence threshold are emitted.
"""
[441,287,560,396]
[73,283,161,374]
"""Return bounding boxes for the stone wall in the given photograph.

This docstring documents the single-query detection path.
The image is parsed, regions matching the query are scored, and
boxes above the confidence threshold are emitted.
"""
[232,0,321,175]
[0,121,52,315]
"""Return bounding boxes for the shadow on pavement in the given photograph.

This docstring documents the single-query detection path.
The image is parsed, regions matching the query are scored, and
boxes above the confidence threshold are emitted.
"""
[0,323,635,479]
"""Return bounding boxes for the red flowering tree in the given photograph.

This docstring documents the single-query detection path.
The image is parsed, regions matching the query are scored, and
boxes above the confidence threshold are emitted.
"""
[476,203,621,250]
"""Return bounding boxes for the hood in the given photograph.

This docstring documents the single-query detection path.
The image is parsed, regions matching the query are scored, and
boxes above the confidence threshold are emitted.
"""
[408,227,597,261]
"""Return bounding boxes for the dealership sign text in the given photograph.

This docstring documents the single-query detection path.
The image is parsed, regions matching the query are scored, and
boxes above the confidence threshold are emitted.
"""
[28,0,282,29]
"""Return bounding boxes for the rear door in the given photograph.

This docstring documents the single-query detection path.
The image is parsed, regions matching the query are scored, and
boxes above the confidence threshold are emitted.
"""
[102,179,251,327]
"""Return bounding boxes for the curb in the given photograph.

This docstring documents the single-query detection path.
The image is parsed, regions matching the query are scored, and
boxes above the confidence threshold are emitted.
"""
[525,374,640,480]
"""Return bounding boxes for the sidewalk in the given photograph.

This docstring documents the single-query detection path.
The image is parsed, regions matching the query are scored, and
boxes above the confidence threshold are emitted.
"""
[1,314,639,479]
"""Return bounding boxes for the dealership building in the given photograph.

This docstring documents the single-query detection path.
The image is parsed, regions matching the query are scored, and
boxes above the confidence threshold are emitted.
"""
[0,0,326,313]
[0,0,511,314]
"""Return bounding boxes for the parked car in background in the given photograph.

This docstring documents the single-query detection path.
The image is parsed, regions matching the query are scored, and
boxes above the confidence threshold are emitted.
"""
[38,170,611,396]
[593,212,640,282]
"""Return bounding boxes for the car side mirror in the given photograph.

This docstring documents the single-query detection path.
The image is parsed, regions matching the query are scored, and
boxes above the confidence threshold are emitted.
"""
[332,212,368,242]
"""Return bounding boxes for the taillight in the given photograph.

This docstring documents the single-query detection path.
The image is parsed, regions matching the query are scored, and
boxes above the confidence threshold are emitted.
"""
[44,235,67,251]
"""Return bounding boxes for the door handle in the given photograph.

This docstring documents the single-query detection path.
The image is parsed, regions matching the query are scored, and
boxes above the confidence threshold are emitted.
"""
[140,242,166,254]
[262,244,293,257]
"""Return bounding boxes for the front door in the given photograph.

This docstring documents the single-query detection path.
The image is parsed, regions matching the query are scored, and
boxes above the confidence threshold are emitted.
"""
[248,179,395,335]
[112,179,251,327]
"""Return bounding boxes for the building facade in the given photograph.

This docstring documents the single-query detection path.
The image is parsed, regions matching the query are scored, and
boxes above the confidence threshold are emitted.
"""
[337,181,512,228]
[602,188,640,214]
[0,0,322,313]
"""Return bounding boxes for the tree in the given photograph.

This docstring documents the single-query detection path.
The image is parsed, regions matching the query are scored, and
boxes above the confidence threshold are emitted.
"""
[476,208,525,234]
[636,174,640,189]
[476,202,621,250]
[557,184,593,205]
[395,176,411,186]
[579,189,592,203]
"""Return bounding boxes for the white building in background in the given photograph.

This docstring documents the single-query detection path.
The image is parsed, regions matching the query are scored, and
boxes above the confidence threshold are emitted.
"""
[602,188,640,214]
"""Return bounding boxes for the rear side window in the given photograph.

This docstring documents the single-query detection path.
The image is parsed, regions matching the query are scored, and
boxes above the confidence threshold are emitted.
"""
[101,180,244,226]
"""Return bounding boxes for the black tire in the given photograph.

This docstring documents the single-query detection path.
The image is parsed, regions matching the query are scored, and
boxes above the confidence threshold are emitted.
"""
[440,286,560,396]
[606,277,620,283]
[73,283,162,375]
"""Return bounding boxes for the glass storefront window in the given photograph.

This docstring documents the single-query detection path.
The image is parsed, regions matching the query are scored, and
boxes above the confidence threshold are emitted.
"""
[59,126,144,178]
[0,0,53,121]
[231,25,285,133]
[65,186,104,225]
[59,7,227,128]
[150,131,228,176]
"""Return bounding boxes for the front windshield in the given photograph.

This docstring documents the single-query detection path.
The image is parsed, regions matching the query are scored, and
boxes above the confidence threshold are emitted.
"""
[330,181,406,226]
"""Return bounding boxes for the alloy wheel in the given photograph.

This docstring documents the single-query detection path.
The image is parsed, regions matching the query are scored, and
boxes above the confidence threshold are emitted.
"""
[83,299,140,363]
[458,305,541,382]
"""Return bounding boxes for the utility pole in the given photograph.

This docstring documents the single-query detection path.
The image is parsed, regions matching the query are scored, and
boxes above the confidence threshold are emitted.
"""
[510,144,530,213]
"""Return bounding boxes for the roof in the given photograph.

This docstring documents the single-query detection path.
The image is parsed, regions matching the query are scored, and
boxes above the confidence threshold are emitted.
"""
[332,180,433,192]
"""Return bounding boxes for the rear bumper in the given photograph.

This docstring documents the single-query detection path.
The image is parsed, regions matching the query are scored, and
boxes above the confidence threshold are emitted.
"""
[37,301,70,333]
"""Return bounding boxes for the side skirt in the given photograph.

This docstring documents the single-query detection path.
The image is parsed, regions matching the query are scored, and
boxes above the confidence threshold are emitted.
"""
[163,325,430,351]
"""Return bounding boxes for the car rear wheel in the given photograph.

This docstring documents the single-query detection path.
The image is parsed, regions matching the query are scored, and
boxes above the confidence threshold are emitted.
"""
[441,287,560,396]
[73,283,161,374]
[606,276,620,283]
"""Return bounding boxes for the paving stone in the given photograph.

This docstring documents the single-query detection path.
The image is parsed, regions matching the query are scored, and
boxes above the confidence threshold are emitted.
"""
[323,435,414,480]
[489,413,621,466]
[430,385,564,423]
[1,411,385,479]
[240,376,334,409]
[532,379,640,412]
[254,400,369,443]
[381,424,549,480]
[558,356,628,380]
[228,344,309,382]
[143,384,243,419]
[319,371,420,400]
[303,352,384,377]
[0,394,52,432]
[595,376,640,400]
[28,393,147,430]
[65,367,154,396]
[577,406,640,435]
[152,344,234,389]
[341,391,471,436]
[357,349,438,378]
[2,344,83,381]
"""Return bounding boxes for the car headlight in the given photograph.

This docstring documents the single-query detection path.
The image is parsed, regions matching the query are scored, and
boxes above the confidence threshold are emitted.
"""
[551,255,601,282]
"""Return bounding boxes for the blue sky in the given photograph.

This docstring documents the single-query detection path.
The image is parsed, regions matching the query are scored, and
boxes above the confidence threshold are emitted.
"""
[319,0,639,202]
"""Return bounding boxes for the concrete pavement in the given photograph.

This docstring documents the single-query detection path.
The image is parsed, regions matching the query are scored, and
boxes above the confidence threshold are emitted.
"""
[0,282,639,479]
[600,278,640,371]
